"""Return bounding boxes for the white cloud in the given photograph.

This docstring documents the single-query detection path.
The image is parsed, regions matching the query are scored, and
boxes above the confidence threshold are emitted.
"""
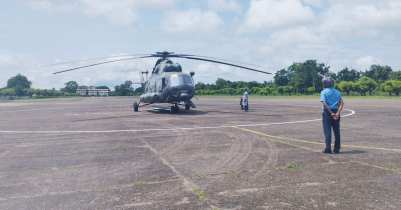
[21,0,178,26]
[356,56,382,70]
[302,0,324,8]
[269,26,327,45]
[318,1,401,37]
[207,0,242,13]
[161,9,225,36]
[0,51,155,90]
[239,0,316,32]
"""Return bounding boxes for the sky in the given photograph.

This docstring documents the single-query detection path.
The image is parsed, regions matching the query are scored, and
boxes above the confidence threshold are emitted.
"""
[1,0,401,90]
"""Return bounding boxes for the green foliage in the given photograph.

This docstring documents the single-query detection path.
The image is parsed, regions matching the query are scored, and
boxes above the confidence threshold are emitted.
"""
[283,86,293,95]
[7,74,32,89]
[0,88,16,96]
[364,64,392,83]
[336,67,362,82]
[307,87,315,94]
[277,86,284,96]
[338,81,353,96]
[380,80,401,96]
[358,77,377,96]
[274,69,290,86]
[390,71,401,81]
[193,188,208,201]
[63,81,79,93]
[286,164,298,168]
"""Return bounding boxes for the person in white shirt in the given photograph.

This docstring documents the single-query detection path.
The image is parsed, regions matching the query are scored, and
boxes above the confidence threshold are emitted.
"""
[243,89,248,112]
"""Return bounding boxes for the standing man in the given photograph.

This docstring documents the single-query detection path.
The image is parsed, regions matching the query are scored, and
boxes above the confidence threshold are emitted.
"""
[320,77,344,154]
[243,88,248,112]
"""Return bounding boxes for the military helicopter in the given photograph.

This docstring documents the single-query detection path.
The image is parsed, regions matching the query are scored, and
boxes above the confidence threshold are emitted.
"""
[51,51,271,113]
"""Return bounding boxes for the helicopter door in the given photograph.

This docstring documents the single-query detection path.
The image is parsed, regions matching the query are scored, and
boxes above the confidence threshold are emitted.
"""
[162,78,166,90]
[157,79,163,92]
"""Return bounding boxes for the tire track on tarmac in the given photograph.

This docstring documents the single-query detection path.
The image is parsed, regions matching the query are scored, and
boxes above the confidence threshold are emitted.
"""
[101,103,218,209]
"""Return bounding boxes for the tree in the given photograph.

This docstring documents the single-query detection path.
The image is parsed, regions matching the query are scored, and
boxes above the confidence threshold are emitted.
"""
[291,60,328,94]
[358,77,377,96]
[381,80,401,96]
[7,74,32,89]
[216,78,230,89]
[277,86,284,96]
[195,82,206,90]
[63,81,79,93]
[283,86,293,95]
[336,67,362,82]
[96,86,110,90]
[351,82,362,96]
[390,71,401,81]
[364,65,392,83]
[380,81,394,96]
[338,81,353,96]
[0,88,16,96]
[307,87,315,95]
[274,69,290,86]
[250,87,261,94]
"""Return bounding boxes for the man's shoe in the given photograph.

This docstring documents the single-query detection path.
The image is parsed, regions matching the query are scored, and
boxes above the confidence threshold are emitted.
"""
[333,150,340,154]
[322,149,332,154]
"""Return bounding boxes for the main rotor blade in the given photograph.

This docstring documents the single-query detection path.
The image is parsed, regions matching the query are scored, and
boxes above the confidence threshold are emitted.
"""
[52,56,154,74]
[42,54,150,67]
[176,54,260,68]
[178,56,271,74]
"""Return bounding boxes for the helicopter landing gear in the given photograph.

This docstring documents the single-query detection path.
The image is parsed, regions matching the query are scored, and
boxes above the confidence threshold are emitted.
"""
[171,103,179,113]
[185,104,190,110]
[133,102,139,112]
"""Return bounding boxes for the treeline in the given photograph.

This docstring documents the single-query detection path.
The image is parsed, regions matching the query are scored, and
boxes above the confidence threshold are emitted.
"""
[109,81,143,96]
[0,74,73,98]
[195,61,401,96]
[0,74,109,98]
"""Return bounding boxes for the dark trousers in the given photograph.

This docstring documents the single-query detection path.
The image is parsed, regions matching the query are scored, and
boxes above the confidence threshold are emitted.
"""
[322,109,340,151]
[244,105,248,111]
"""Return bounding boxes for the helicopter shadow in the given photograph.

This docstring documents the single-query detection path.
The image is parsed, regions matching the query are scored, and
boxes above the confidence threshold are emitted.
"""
[206,110,281,117]
[70,115,138,122]
[147,108,208,115]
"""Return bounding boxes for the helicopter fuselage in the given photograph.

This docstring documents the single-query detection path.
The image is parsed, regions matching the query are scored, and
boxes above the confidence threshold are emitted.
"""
[139,59,195,105]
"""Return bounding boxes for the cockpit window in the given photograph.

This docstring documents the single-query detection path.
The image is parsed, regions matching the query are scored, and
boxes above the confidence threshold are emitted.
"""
[171,75,193,86]
[179,75,193,85]
[171,75,179,86]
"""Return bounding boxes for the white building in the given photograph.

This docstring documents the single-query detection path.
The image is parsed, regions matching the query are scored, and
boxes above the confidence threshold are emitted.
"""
[76,87,109,96]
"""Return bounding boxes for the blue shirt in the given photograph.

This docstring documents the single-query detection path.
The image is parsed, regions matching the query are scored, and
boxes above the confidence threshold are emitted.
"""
[320,87,342,110]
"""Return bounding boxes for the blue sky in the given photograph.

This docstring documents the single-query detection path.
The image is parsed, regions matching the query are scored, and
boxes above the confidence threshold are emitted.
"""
[1,0,400,90]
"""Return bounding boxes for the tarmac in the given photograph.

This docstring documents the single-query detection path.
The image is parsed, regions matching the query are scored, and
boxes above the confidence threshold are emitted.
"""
[0,96,400,209]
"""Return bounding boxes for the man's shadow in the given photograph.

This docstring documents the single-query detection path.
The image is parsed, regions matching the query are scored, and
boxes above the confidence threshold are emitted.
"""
[337,150,366,154]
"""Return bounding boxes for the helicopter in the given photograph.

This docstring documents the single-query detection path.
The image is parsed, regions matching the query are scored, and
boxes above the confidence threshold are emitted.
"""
[51,51,271,113]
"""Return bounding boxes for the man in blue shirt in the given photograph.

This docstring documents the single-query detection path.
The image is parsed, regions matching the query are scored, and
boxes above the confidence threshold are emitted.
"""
[320,77,344,154]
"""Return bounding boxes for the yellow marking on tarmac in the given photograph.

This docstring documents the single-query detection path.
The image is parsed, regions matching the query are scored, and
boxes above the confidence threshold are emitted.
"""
[234,127,401,152]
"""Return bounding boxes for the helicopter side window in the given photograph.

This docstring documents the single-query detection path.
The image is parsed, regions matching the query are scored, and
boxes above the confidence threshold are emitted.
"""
[171,75,179,86]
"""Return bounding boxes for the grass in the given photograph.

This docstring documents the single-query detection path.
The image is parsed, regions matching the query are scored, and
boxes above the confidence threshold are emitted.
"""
[193,188,208,201]
[286,164,299,168]
[383,167,401,173]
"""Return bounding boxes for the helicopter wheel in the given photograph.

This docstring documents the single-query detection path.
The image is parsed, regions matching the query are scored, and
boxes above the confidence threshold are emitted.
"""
[171,104,179,113]
[133,102,139,112]
[185,104,190,110]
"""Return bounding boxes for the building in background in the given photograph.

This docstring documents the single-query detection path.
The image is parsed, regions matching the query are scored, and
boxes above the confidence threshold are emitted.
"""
[76,86,109,96]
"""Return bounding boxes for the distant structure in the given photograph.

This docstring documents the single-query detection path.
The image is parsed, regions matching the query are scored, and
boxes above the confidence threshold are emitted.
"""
[76,86,109,96]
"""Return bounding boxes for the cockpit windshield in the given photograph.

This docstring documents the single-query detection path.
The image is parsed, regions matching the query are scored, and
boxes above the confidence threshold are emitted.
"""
[179,75,193,85]
[171,75,193,86]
